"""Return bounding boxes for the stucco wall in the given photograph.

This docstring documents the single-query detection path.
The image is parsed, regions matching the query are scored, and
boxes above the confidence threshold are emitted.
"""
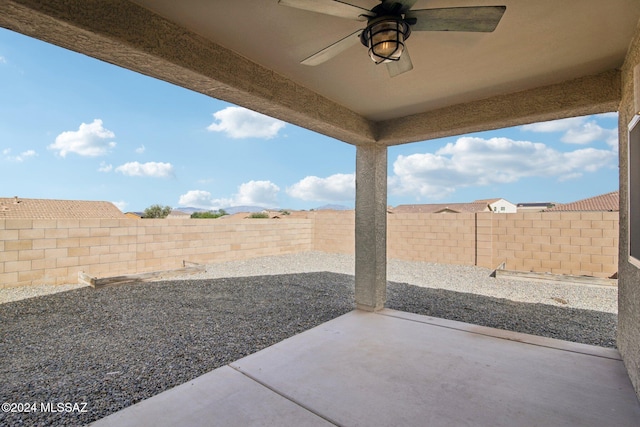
[617,18,640,399]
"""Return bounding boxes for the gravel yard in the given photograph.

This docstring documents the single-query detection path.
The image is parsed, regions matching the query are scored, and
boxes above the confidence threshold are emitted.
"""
[0,252,618,426]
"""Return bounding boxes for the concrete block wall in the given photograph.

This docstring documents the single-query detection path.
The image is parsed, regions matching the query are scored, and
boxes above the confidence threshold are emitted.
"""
[0,218,313,287]
[0,211,619,287]
[487,212,618,277]
[387,213,476,265]
[475,213,494,268]
[311,210,355,254]
[313,211,618,277]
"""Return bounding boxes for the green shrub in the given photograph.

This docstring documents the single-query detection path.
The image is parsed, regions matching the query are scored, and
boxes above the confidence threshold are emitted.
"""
[143,204,172,218]
[191,210,226,219]
[248,212,269,219]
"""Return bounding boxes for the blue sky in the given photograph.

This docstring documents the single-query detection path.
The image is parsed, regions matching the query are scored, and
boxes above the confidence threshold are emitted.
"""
[0,28,619,212]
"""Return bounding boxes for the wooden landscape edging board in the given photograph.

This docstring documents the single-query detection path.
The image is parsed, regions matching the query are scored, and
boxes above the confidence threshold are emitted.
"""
[78,261,206,289]
[493,268,618,287]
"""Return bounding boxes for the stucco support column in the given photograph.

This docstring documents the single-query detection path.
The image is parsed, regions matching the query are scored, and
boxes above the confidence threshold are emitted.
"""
[355,144,387,311]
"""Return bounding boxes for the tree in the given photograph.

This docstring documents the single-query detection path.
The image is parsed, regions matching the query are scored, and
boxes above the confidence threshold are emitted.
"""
[248,212,269,219]
[191,209,227,219]
[143,204,172,218]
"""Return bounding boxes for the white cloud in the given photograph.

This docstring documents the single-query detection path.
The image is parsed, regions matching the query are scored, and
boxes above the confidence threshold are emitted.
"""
[389,152,459,200]
[561,121,611,144]
[112,200,127,211]
[21,150,37,159]
[98,162,113,172]
[234,180,280,206]
[389,136,617,200]
[135,144,146,154]
[178,190,228,209]
[521,115,618,151]
[287,173,355,202]
[49,119,116,157]
[178,180,280,209]
[0,56,6,64]
[521,117,586,133]
[3,148,37,162]
[115,161,174,178]
[207,106,285,139]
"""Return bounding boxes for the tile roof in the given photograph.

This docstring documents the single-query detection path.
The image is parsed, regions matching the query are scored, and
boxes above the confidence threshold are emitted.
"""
[545,191,619,212]
[392,202,491,214]
[516,202,555,212]
[0,197,126,219]
[219,212,251,219]
[517,203,554,208]
[167,210,191,218]
[473,198,502,204]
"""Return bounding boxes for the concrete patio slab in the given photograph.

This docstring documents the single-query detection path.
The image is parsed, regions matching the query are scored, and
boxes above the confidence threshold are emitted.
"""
[91,309,640,427]
[90,365,333,427]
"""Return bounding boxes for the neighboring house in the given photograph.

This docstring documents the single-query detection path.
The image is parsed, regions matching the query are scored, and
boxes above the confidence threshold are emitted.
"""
[393,202,490,214]
[219,212,251,220]
[0,197,126,219]
[219,210,290,219]
[125,212,143,219]
[545,191,619,212]
[517,202,555,212]
[393,198,516,214]
[476,198,517,213]
[166,210,191,219]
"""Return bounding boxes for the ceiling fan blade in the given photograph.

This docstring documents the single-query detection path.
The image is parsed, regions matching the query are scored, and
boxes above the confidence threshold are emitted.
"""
[381,0,418,14]
[407,6,506,32]
[386,47,413,77]
[278,0,371,21]
[301,29,363,66]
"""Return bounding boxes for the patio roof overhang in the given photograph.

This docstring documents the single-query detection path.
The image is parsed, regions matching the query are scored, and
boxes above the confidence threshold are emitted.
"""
[2,0,640,402]
[0,0,633,147]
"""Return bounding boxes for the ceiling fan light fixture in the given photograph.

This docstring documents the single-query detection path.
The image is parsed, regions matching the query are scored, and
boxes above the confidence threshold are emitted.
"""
[361,18,411,64]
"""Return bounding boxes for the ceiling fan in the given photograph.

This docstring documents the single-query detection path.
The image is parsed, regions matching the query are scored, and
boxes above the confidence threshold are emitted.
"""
[278,0,506,77]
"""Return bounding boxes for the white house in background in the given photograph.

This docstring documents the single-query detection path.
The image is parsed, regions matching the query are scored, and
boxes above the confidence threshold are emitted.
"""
[475,198,517,213]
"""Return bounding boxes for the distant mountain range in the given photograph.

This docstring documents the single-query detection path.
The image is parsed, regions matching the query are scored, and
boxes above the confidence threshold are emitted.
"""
[174,206,267,215]
[174,204,352,215]
[223,206,275,214]
[314,204,351,211]
[172,207,208,214]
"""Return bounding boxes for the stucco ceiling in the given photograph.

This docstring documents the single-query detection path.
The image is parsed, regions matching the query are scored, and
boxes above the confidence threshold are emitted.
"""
[1,0,639,145]
[129,0,638,121]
